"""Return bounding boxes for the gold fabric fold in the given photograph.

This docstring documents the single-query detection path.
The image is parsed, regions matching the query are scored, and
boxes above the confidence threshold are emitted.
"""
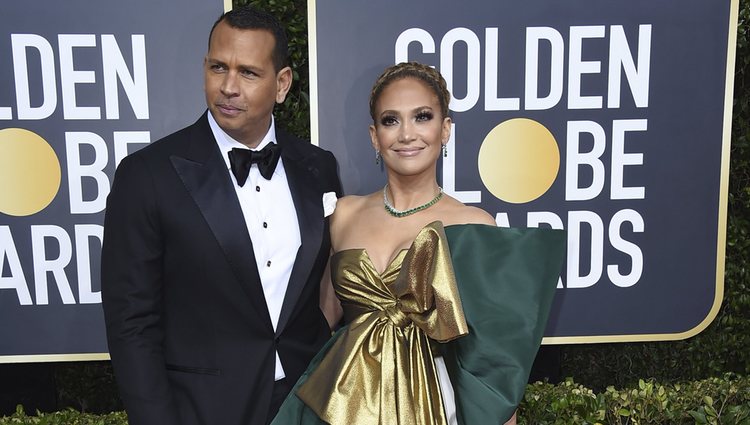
[297,221,468,425]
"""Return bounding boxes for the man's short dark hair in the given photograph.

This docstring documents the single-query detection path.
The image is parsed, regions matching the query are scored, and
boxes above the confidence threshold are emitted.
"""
[208,5,289,72]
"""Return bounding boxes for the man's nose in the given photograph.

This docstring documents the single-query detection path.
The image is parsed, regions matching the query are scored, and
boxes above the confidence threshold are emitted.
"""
[220,72,239,96]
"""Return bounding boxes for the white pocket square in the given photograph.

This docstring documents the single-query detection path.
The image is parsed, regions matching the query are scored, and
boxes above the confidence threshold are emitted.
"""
[322,192,338,218]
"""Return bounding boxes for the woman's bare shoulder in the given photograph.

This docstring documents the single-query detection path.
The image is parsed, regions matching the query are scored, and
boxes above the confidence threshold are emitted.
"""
[334,194,363,211]
[331,193,381,227]
[330,192,381,250]
[440,196,496,226]
[333,193,378,216]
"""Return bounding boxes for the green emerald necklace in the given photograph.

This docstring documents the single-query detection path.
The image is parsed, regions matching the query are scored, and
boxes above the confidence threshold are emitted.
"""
[383,184,443,218]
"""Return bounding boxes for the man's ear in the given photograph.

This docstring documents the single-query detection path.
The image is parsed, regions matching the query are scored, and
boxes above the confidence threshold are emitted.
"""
[275,66,293,103]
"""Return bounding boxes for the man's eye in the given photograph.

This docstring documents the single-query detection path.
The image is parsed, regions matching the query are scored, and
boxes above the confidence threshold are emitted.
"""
[241,69,257,77]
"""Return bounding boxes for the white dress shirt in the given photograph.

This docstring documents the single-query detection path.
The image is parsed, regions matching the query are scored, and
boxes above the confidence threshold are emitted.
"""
[208,112,301,380]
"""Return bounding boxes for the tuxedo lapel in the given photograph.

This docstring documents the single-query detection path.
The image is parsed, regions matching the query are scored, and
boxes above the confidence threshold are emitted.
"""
[275,134,324,335]
[169,115,273,328]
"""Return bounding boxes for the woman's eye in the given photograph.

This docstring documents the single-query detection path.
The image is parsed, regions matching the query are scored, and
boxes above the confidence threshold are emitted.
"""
[415,111,433,122]
[380,115,398,126]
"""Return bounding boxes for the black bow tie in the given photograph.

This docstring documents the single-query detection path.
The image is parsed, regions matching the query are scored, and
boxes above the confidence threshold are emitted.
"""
[228,144,282,185]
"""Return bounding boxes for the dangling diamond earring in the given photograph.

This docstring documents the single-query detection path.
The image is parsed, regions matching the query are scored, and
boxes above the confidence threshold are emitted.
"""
[375,150,381,165]
[442,144,448,158]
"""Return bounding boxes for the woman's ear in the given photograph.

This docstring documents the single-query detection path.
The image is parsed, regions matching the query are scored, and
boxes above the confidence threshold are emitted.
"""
[369,124,379,151]
[441,116,452,144]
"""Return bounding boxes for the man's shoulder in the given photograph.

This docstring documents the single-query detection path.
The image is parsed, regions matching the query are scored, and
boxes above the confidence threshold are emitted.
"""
[133,115,209,159]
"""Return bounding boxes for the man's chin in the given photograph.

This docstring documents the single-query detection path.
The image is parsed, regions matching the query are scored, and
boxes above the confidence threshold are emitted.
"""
[217,123,252,145]
[212,113,242,130]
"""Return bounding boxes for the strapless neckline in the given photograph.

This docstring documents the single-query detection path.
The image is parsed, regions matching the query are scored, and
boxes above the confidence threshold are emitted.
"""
[332,220,450,275]
[332,248,407,276]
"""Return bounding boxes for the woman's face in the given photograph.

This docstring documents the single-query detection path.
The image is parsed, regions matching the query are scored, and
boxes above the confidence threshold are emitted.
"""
[369,77,451,179]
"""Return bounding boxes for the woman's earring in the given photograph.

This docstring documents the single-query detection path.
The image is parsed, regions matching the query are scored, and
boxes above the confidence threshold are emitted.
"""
[375,150,381,165]
[442,144,448,158]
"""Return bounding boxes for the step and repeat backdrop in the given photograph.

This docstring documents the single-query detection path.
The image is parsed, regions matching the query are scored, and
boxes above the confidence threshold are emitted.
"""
[0,0,738,362]
[309,0,738,343]
[0,0,226,362]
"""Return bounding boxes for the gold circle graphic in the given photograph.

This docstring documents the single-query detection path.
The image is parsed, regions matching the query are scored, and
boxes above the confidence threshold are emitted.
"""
[478,118,560,204]
[0,128,61,216]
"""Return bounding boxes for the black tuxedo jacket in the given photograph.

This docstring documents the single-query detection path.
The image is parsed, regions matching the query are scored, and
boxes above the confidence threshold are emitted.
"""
[102,113,341,425]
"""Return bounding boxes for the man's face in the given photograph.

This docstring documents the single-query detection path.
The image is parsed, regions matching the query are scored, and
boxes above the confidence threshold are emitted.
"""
[204,21,291,148]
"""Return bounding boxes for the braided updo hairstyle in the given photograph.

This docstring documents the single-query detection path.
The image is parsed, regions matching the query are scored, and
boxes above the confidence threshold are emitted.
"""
[369,62,451,122]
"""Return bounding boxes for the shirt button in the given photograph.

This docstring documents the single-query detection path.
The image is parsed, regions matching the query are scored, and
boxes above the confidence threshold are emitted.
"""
[255,185,261,192]
[263,222,268,228]
[266,260,272,267]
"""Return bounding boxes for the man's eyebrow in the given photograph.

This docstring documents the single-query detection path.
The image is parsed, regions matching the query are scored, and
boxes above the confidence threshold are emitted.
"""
[205,57,225,65]
[239,64,264,74]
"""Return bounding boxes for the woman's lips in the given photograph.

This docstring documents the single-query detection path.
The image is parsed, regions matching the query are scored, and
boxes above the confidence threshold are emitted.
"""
[394,147,424,157]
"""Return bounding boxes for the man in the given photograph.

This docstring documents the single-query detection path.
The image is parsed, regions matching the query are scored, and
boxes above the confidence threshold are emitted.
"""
[101,6,341,425]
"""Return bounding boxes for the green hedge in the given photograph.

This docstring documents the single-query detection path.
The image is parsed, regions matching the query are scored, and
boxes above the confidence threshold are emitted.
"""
[5,374,749,424]
[520,375,750,425]
[0,407,127,425]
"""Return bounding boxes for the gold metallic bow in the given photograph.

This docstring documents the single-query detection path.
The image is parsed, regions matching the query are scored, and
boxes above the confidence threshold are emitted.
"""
[297,222,468,425]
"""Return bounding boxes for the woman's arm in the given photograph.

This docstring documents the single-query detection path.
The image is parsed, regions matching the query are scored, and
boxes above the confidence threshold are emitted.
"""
[319,253,343,330]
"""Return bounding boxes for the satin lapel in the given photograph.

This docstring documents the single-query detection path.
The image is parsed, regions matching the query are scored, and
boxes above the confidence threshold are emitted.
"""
[169,115,273,328]
[275,139,324,335]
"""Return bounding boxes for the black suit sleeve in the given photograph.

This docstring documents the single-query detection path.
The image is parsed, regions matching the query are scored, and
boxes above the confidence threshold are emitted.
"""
[323,149,344,197]
[101,154,180,425]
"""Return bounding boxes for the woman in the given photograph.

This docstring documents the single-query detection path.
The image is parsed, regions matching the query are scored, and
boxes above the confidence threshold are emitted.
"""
[273,62,565,425]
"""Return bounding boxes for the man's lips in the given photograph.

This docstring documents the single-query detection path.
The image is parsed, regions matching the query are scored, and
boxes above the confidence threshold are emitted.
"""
[216,103,244,116]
